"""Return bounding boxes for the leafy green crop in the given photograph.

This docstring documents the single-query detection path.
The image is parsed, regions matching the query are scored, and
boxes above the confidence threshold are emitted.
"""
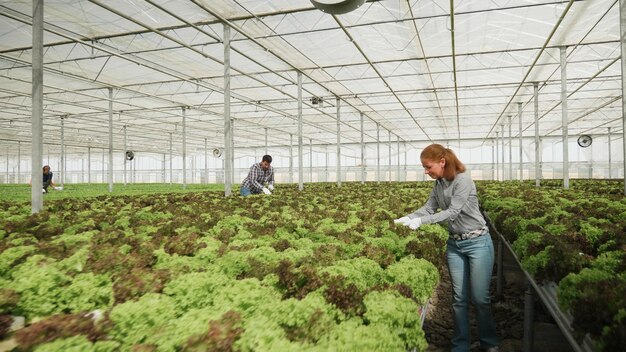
[385,256,439,305]
[33,335,120,352]
[320,257,385,291]
[479,179,626,350]
[1,182,448,351]
[364,290,427,350]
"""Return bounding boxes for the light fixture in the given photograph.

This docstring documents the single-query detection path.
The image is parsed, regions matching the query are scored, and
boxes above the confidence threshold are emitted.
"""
[310,0,366,15]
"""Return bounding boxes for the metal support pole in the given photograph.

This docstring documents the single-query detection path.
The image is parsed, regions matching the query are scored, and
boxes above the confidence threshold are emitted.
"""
[621,0,626,194]
[230,118,235,185]
[518,102,523,181]
[495,132,499,181]
[31,0,43,212]
[204,138,208,184]
[376,123,380,183]
[589,141,594,178]
[508,115,512,181]
[123,125,127,186]
[290,134,294,184]
[60,116,65,187]
[298,72,303,191]
[162,153,166,183]
[310,139,313,183]
[534,82,540,187]
[88,146,91,184]
[221,158,225,186]
[182,106,187,189]
[404,142,407,182]
[336,97,341,187]
[108,87,113,193]
[169,132,173,184]
[523,279,535,352]
[396,136,400,182]
[360,112,365,184]
[501,124,505,180]
[264,127,268,155]
[560,46,570,189]
[492,139,496,181]
[224,24,233,196]
[388,130,392,182]
[608,127,613,179]
[6,148,9,185]
[101,149,104,183]
[325,148,329,182]
[17,141,20,183]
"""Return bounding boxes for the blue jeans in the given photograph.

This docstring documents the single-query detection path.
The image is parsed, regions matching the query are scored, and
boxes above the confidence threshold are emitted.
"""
[447,234,499,351]
[239,187,252,196]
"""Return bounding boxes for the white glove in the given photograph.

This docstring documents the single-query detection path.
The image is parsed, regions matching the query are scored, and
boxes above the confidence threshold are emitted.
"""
[267,184,274,192]
[262,187,271,195]
[406,217,422,230]
[393,216,411,225]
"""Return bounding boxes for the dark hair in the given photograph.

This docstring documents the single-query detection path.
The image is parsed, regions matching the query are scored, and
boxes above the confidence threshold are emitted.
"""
[262,155,272,163]
[43,165,51,172]
[420,144,465,181]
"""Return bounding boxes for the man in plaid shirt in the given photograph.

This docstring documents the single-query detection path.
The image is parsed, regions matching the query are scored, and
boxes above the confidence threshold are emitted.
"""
[240,154,275,196]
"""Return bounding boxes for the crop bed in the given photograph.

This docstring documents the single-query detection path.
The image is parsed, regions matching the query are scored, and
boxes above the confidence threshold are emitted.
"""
[0,183,446,351]
[478,180,626,351]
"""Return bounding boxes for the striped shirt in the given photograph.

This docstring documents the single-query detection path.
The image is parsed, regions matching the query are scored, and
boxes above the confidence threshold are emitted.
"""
[241,163,274,193]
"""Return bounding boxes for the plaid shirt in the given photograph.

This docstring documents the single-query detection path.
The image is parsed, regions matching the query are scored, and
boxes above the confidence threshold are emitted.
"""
[241,163,274,193]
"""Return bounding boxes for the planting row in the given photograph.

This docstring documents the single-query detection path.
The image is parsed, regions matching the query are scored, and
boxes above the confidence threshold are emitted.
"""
[478,180,626,351]
[0,183,446,351]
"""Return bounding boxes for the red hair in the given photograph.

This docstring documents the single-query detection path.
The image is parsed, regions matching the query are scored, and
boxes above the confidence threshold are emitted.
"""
[420,144,465,181]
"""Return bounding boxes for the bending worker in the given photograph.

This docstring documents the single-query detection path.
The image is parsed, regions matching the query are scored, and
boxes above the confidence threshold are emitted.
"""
[240,154,275,196]
[30,165,56,193]
[394,144,499,352]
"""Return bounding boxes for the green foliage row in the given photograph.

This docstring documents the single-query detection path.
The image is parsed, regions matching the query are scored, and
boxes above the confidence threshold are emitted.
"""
[0,183,224,203]
[478,180,626,350]
[1,182,444,351]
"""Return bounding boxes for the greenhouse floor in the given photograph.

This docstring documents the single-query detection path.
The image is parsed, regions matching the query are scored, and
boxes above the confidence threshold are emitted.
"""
[423,235,573,352]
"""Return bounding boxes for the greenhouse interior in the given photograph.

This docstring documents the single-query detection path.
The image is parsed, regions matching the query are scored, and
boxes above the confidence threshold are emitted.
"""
[0,0,625,351]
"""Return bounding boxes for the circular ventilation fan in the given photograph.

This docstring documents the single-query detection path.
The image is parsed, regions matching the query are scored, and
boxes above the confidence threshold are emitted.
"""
[212,148,223,158]
[310,0,366,14]
[125,151,135,160]
[577,135,592,148]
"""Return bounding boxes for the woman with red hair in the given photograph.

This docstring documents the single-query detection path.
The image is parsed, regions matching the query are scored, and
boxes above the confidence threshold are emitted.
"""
[394,144,499,352]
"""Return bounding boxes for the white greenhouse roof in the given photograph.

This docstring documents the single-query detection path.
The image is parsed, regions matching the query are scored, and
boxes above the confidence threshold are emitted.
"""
[0,0,623,155]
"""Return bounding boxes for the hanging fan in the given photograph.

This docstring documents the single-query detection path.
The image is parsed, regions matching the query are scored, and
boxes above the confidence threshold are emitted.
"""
[212,148,223,158]
[310,0,366,14]
[577,135,592,148]
[125,151,135,160]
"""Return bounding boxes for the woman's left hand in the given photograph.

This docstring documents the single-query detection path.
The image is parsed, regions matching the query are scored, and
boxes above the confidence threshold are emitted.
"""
[406,218,422,230]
